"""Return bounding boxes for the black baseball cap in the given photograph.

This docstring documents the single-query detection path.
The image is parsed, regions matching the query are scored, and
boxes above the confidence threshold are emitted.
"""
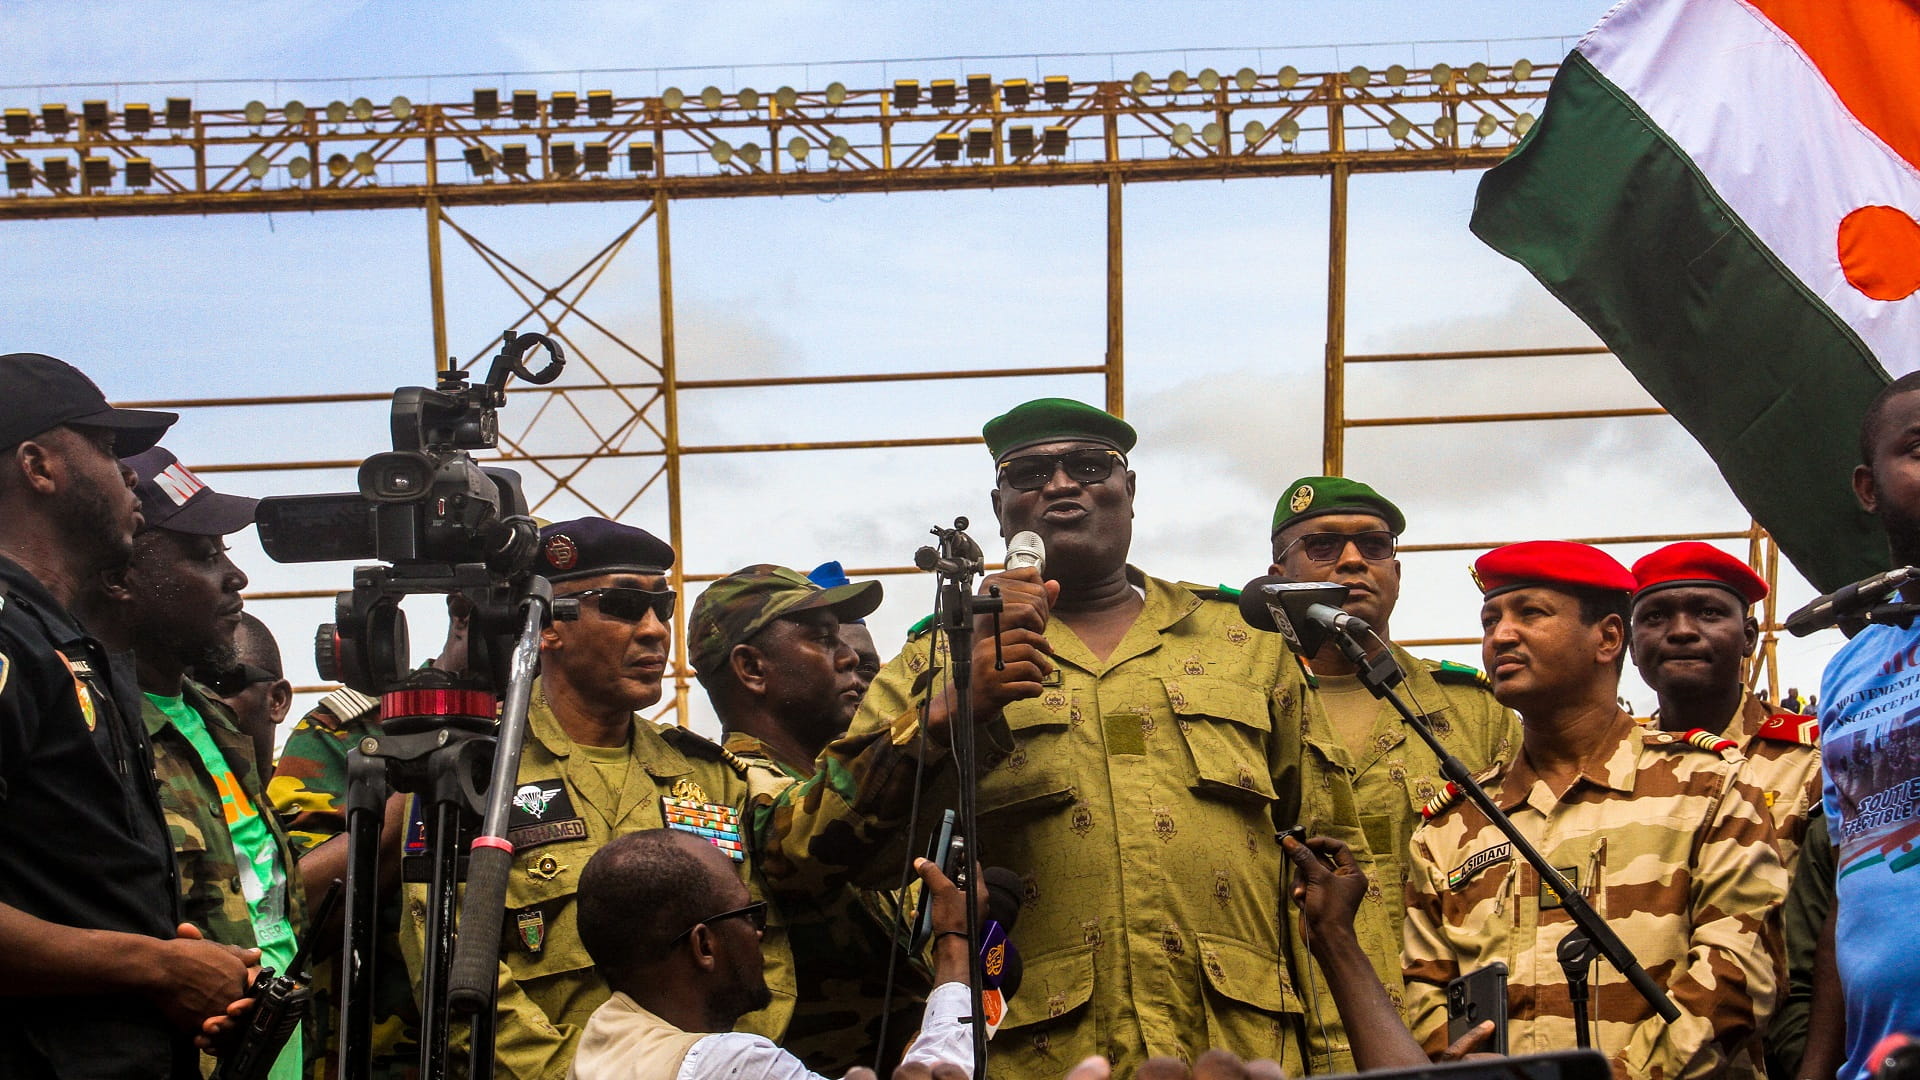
[0,352,177,455]
[125,446,259,536]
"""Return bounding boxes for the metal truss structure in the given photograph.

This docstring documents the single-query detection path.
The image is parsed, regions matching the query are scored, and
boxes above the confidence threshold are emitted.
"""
[1,58,1790,714]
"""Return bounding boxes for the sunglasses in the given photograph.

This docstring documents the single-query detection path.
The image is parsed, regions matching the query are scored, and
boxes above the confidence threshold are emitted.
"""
[1277,531,1398,564]
[669,899,769,945]
[202,662,281,697]
[569,587,676,624]
[997,449,1126,492]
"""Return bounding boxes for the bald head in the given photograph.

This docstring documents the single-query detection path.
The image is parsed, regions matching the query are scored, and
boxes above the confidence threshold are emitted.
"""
[578,829,734,980]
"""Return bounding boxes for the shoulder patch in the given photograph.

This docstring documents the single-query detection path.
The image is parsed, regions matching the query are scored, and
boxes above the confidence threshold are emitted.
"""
[1419,781,1466,821]
[906,613,935,639]
[1431,660,1491,689]
[1757,712,1820,746]
[1670,727,1741,761]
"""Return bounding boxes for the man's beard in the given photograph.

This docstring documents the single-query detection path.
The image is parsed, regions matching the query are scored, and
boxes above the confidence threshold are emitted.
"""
[705,953,774,1031]
[54,463,132,576]
[1880,501,1920,568]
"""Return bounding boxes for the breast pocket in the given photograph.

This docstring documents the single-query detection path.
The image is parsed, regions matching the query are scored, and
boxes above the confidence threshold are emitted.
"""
[1165,675,1277,804]
[978,697,1077,821]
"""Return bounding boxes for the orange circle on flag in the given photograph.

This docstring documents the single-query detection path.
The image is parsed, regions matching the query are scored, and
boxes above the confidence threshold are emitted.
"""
[1839,204,1920,301]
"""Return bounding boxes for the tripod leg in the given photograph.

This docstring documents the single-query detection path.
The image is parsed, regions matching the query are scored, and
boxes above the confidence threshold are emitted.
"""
[419,800,463,1080]
[339,752,389,1080]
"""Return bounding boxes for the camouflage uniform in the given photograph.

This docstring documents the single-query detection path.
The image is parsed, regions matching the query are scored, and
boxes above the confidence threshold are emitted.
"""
[1404,719,1786,1080]
[1721,695,1821,870]
[398,684,797,1080]
[780,571,1340,1080]
[1292,649,1518,1060]
[722,730,931,1076]
[267,688,420,1080]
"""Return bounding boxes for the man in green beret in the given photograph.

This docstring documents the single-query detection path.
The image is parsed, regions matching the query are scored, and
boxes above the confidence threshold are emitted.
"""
[777,397,1345,1078]
[1268,477,1519,1051]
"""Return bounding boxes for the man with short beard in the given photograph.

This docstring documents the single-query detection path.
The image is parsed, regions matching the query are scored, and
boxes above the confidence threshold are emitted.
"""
[207,612,295,781]
[87,446,308,1080]
[0,353,255,1078]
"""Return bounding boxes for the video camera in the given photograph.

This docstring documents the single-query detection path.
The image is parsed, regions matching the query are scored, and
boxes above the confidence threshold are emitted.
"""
[254,330,565,695]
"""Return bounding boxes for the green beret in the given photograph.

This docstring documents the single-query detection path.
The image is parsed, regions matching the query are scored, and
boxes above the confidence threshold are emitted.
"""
[982,397,1137,464]
[1270,476,1406,537]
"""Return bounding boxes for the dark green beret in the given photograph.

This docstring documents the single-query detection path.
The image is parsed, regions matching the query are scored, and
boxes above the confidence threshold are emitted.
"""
[1270,476,1406,537]
[982,397,1137,464]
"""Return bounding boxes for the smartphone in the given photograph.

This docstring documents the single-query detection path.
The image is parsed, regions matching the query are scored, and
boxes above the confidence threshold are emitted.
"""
[1446,961,1509,1055]
[910,810,958,951]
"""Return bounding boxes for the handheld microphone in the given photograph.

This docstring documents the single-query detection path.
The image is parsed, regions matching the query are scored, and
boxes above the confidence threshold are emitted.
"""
[1785,566,1920,637]
[1004,531,1046,576]
[1237,576,1370,657]
[978,866,1025,1039]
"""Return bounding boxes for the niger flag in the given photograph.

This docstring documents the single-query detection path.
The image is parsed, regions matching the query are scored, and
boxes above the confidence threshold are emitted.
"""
[1471,0,1920,592]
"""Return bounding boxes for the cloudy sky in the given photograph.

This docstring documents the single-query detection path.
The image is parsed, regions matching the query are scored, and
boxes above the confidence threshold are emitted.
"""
[2,0,1848,734]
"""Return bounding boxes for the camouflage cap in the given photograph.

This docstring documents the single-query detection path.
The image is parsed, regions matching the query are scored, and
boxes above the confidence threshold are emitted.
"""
[1271,476,1406,538]
[981,397,1137,464]
[688,564,883,679]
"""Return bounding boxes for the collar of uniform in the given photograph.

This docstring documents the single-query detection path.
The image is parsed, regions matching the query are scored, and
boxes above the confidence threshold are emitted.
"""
[0,551,90,650]
[142,681,258,780]
[1498,714,1639,812]
[1728,689,1770,745]
[1043,568,1200,675]
[526,678,695,778]
[719,728,809,780]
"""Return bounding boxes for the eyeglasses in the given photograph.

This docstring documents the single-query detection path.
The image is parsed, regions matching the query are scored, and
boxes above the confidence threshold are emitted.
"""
[997,449,1125,492]
[1276,531,1398,564]
[569,587,676,624]
[201,662,281,697]
[669,899,769,945]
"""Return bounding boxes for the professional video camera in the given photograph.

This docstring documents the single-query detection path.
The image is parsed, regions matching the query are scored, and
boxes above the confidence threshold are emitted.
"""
[255,329,564,694]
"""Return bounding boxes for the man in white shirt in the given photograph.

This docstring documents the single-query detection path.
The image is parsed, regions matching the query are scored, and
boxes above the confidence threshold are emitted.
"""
[570,829,975,1080]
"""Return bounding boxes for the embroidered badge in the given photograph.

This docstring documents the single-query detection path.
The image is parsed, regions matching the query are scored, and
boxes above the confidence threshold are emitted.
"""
[513,783,562,817]
[663,796,745,861]
[1447,842,1510,890]
[516,909,546,953]
[56,651,96,732]
[1540,866,1578,910]
[505,780,586,851]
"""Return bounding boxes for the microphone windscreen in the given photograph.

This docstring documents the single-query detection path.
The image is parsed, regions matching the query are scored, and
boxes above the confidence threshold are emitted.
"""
[984,866,1025,931]
[1237,575,1288,633]
[1000,945,1023,999]
[1005,531,1046,575]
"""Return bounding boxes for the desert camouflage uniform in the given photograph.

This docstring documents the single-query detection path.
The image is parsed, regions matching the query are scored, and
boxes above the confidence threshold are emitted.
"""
[769,571,1368,1079]
[1293,650,1519,1059]
[1721,694,1821,870]
[722,730,931,1075]
[148,679,309,1077]
[1404,719,1786,1080]
[398,684,797,1080]
[267,688,419,1080]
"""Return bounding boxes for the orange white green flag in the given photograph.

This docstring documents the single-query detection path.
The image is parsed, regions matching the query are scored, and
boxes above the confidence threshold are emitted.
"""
[1471,0,1920,591]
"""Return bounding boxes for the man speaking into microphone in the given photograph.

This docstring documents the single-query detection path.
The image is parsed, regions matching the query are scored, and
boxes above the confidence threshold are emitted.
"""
[819,398,1332,1080]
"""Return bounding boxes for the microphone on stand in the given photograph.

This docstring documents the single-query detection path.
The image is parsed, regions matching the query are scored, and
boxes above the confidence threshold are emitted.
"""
[1784,566,1920,636]
[1004,531,1046,576]
[1237,575,1370,657]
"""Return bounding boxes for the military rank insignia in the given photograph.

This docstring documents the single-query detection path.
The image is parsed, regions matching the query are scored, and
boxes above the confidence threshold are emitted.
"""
[1540,866,1579,910]
[663,796,746,861]
[516,909,545,954]
[56,651,97,732]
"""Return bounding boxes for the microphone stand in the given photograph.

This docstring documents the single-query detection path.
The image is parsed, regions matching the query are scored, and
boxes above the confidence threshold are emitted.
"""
[914,518,998,1079]
[1306,617,1681,1044]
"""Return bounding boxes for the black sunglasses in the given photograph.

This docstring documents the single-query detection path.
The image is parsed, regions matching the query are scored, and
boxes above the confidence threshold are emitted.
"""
[201,662,281,697]
[669,899,769,945]
[1277,531,1398,564]
[997,448,1125,492]
[570,587,676,624]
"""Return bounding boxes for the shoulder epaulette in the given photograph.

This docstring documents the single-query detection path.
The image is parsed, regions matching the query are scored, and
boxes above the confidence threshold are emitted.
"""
[1419,781,1466,821]
[1680,727,1740,756]
[309,687,379,731]
[659,723,724,759]
[1757,712,1821,746]
[905,613,935,639]
[1429,660,1492,690]
[1181,582,1240,601]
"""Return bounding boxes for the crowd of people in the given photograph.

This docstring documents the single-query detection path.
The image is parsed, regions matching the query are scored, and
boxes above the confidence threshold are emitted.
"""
[0,348,1909,1080]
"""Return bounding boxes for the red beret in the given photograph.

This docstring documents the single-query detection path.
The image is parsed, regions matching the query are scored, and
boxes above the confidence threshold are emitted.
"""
[1472,540,1636,598]
[1631,542,1767,606]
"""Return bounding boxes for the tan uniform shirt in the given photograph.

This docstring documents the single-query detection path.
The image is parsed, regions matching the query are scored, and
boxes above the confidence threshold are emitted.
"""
[1722,694,1821,870]
[1403,719,1785,1080]
[401,686,797,1080]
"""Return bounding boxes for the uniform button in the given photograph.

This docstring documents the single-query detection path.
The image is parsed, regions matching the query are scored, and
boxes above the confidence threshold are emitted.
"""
[230,877,242,893]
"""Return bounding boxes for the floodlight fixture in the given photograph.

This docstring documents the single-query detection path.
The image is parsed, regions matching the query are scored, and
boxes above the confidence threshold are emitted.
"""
[1348,66,1371,89]
[325,100,348,125]
[739,87,761,111]
[464,145,492,175]
[738,142,761,167]
[325,152,349,178]
[709,139,733,165]
[82,155,112,188]
[930,79,956,110]
[43,156,70,188]
[1235,67,1258,92]
[6,158,31,189]
[774,86,798,110]
[1008,125,1034,157]
[583,141,610,172]
[893,80,919,110]
[1197,68,1220,92]
[165,97,192,128]
[1201,121,1223,147]
[3,109,30,138]
[550,141,578,175]
[351,97,374,122]
[1244,120,1267,144]
[1433,115,1456,139]
[41,104,70,136]
[1277,66,1299,90]
[1129,71,1153,95]
[353,151,376,177]
[126,157,153,187]
[966,127,991,159]
[825,82,848,107]
[512,90,537,122]
[700,86,723,110]
[1277,118,1301,143]
[628,142,655,172]
[787,136,809,163]
[1474,114,1498,139]
[1387,116,1412,141]
[552,91,578,121]
[1170,122,1193,146]
[662,87,686,110]
[933,132,960,161]
[586,90,614,119]
[501,143,529,173]
[123,103,151,134]
[967,74,992,105]
[1002,78,1030,107]
[1042,125,1068,157]
[1167,70,1189,93]
[1430,63,1452,85]
[285,100,308,124]
[826,135,851,161]
[245,153,270,179]
[288,155,311,179]
[474,88,500,119]
[1042,75,1071,105]
[1513,59,1534,81]
[391,96,414,120]
[1467,62,1489,84]
[244,100,267,126]
[1515,112,1536,137]
[1386,65,1408,87]
[83,100,110,130]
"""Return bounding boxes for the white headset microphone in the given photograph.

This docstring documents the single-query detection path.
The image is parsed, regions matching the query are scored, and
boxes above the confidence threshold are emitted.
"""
[1004,531,1046,576]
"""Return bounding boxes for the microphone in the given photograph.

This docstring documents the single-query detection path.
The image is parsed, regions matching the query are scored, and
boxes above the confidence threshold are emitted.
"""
[1237,575,1371,657]
[1870,1034,1920,1080]
[1784,566,1920,637]
[978,866,1025,1038]
[1004,531,1046,577]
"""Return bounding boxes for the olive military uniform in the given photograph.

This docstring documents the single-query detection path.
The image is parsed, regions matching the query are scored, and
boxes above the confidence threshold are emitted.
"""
[399,685,797,1080]
[1404,721,1786,1080]
[820,571,1331,1080]
[1292,648,1517,1063]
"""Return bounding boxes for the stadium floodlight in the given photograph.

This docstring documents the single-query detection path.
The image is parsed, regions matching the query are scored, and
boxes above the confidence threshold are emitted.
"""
[933,132,960,161]
[825,82,847,107]
[662,87,686,111]
[1167,70,1189,93]
[1002,78,1030,107]
[738,142,761,167]
[165,97,192,128]
[1170,122,1193,146]
[1433,115,1456,139]
[787,136,809,163]
[700,86,723,110]
[966,127,991,159]
[1197,68,1220,92]
[1474,114,1498,139]
[82,155,113,188]
[1235,67,1258,92]
[930,79,956,109]
[43,156,72,188]
[627,142,655,172]
[739,87,760,111]
[351,97,374,122]
[353,151,376,177]
[501,143,529,173]
[126,157,153,187]
[1201,122,1223,147]
[1467,62,1489,84]
[123,103,151,134]
[1243,120,1266,144]
[473,88,500,119]
[826,135,850,161]
[243,100,268,126]
[285,100,308,124]
[83,100,110,130]
[3,109,31,138]
[967,74,992,106]
[41,104,70,136]
[464,145,493,175]
[1008,125,1034,157]
[1513,59,1534,81]
[1348,66,1371,89]
[1277,118,1301,143]
[391,96,414,120]
[1041,125,1068,157]
[326,100,348,125]
[550,141,578,175]
[512,90,537,122]
[1387,116,1412,141]
[1042,75,1071,105]
[1515,112,1536,137]
[245,153,270,179]
[1386,65,1408,87]
[709,139,733,165]
[325,152,349,178]
[6,158,33,189]
[1430,63,1452,86]
[587,90,613,119]
[583,141,609,172]
[288,155,311,179]
[1130,71,1153,95]
[774,86,798,110]
[1277,66,1299,90]
[893,80,919,110]
[552,91,578,121]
